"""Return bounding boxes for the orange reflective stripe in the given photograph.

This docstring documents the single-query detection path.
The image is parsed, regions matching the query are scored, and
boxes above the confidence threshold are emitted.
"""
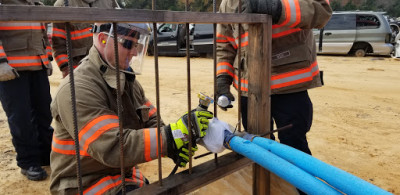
[271,61,319,89]
[83,175,135,195]
[216,62,234,77]
[55,54,69,66]
[79,115,119,154]
[0,46,6,57]
[143,129,151,161]
[132,167,145,187]
[53,28,67,39]
[144,100,157,117]
[71,27,93,40]
[326,0,330,4]
[272,28,302,38]
[0,23,45,30]
[7,55,46,67]
[290,0,301,28]
[52,136,90,156]
[143,128,161,161]
[272,0,301,37]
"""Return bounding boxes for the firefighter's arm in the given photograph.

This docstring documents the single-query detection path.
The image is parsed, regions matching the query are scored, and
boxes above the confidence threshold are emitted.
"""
[0,40,19,81]
[216,2,237,109]
[242,0,332,29]
[51,22,69,72]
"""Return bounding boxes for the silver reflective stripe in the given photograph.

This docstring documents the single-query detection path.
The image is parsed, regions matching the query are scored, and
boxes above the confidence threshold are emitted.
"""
[272,0,299,35]
[234,79,248,89]
[85,176,122,195]
[72,28,92,38]
[134,168,142,186]
[52,140,79,151]
[149,128,158,159]
[8,58,41,65]
[80,118,119,149]
[0,23,43,27]
[56,55,68,63]
[271,64,319,86]
[217,64,234,74]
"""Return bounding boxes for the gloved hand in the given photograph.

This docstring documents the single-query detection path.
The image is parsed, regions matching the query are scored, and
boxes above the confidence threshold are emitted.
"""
[165,110,213,167]
[47,63,53,76]
[223,130,257,149]
[239,0,282,24]
[0,62,19,81]
[216,75,235,111]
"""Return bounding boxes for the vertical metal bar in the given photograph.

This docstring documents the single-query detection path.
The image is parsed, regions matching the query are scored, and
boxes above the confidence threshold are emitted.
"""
[212,0,218,164]
[185,0,193,174]
[66,21,84,195]
[152,0,163,186]
[64,0,83,194]
[237,1,242,133]
[113,22,126,195]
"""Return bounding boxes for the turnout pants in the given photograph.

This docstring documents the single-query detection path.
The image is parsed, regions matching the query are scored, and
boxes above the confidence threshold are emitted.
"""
[0,69,53,169]
[241,90,313,155]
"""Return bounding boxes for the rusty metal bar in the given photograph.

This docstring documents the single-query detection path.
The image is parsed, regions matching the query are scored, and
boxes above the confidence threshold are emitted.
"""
[130,152,252,195]
[112,22,127,195]
[0,6,268,24]
[212,0,218,165]
[184,0,194,174]
[237,0,243,133]
[151,0,163,186]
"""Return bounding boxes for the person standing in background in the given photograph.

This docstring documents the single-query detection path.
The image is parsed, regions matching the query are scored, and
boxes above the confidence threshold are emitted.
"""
[52,0,116,78]
[216,0,332,194]
[0,0,54,181]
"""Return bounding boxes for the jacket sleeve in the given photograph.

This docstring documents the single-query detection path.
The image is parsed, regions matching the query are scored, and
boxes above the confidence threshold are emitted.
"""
[277,0,332,29]
[0,40,8,63]
[43,23,53,62]
[216,0,237,80]
[52,80,168,168]
[51,22,69,70]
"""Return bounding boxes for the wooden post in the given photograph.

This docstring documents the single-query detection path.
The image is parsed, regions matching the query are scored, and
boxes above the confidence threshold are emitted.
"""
[247,21,272,195]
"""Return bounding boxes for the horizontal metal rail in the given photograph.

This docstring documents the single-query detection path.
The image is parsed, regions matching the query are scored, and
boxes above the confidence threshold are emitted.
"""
[130,152,252,195]
[0,6,268,24]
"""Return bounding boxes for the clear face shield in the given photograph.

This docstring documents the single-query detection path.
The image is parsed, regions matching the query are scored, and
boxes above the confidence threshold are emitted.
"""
[100,23,151,75]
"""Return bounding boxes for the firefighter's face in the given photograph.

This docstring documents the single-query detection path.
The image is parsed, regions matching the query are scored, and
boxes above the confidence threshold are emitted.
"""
[103,33,139,70]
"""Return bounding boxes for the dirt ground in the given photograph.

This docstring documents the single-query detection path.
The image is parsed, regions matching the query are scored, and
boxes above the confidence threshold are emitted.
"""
[0,55,399,194]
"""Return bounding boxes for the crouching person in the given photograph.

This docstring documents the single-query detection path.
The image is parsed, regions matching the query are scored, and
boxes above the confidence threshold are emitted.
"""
[50,23,213,194]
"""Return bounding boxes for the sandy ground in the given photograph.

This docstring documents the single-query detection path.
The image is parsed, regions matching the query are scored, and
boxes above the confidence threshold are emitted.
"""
[0,55,399,194]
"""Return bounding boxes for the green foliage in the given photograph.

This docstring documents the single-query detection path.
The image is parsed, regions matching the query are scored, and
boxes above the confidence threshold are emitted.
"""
[330,0,400,17]
[119,0,222,12]
[41,0,56,6]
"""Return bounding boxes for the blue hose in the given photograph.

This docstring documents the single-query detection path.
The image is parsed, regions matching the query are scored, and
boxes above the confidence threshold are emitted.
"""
[251,137,391,195]
[229,136,342,195]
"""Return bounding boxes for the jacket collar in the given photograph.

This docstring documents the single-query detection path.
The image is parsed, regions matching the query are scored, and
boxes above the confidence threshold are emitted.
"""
[89,46,126,94]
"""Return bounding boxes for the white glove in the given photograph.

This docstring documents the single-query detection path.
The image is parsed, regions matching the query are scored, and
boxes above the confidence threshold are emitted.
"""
[0,62,19,81]
[47,63,53,76]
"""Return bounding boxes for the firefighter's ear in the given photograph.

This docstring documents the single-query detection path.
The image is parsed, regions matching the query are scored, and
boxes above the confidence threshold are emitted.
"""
[97,33,107,47]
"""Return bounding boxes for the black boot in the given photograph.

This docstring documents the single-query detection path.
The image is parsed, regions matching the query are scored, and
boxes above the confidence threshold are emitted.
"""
[21,166,48,181]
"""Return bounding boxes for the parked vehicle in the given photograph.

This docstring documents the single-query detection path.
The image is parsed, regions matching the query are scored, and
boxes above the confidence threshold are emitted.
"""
[314,11,394,57]
[147,23,213,57]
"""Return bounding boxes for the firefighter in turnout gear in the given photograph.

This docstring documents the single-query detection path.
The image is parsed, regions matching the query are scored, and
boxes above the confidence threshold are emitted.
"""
[50,23,213,194]
[51,0,116,78]
[216,0,332,194]
[0,0,54,181]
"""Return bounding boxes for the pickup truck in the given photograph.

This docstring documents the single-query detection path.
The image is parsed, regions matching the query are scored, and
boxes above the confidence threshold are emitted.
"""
[147,23,214,57]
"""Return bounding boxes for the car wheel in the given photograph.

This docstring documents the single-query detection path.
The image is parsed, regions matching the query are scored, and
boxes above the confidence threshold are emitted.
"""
[355,48,366,57]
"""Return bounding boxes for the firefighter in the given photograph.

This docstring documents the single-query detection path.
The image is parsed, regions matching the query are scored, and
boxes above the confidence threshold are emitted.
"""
[50,23,213,194]
[0,0,54,181]
[216,0,332,194]
[51,0,116,78]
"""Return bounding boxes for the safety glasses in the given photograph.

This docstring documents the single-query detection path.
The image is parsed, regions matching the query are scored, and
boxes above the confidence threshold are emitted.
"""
[105,33,143,50]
